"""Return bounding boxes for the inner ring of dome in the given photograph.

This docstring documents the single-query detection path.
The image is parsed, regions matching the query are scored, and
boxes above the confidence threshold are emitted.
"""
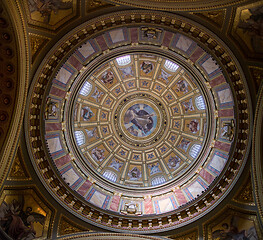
[71,53,208,189]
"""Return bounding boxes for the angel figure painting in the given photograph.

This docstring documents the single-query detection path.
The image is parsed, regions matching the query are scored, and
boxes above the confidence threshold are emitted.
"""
[0,194,46,240]
[27,0,73,25]
[140,61,154,74]
[124,104,157,137]
[211,215,259,240]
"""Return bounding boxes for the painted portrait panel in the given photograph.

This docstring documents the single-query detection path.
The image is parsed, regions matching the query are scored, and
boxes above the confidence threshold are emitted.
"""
[25,0,77,30]
[205,207,261,240]
[0,188,52,240]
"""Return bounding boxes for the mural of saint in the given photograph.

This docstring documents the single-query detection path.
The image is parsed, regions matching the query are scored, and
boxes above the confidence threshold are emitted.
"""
[182,99,195,113]
[124,104,156,137]
[238,6,263,39]
[91,147,105,161]
[101,71,114,85]
[159,69,172,84]
[167,156,181,169]
[148,162,161,175]
[119,66,134,78]
[0,197,45,240]
[28,0,73,24]
[81,106,94,121]
[91,87,104,103]
[212,216,258,240]
[109,158,123,172]
[140,61,153,74]
[177,139,191,152]
[85,127,99,140]
[187,119,199,134]
[128,167,141,181]
[175,79,189,93]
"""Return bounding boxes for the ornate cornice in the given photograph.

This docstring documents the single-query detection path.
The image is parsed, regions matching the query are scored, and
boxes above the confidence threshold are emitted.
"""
[104,0,256,11]
[252,82,263,225]
[0,0,29,187]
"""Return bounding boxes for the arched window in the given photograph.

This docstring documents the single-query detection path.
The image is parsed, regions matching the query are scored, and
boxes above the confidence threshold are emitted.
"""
[195,95,206,110]
[116,55,131,66]
[79,81,92,96]
[74,131,85,146]
[151,176,166,186]
[164,60,179,72]
[189,144,201,159]
[103,170,117,182]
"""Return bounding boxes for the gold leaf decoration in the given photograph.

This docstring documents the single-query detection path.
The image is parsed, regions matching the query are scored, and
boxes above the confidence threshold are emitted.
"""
[8,146,30,180]
[169,229,198,239]
[192,10,225,28]
[233,173,254,205]
[58,215,93,236]
[249,67,263,92]
[29,33,49,62]
[87,0,114,11]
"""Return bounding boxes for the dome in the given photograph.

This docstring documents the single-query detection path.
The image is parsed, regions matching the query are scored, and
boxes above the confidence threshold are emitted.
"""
[25,11,251,233]
[69,53,210,191]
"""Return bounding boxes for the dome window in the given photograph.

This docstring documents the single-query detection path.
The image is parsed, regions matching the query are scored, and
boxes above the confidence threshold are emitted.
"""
[164,60,179,72]
[151,176,166,186]
[103,170,117,182]
[75,131,85,146]
[79,81,92,96]
[195,95,206,110]
[116,55,131,66]
[189,144,201,159]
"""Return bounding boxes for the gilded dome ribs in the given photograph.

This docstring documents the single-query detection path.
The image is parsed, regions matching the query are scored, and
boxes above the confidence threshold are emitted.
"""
[26,19,250,232]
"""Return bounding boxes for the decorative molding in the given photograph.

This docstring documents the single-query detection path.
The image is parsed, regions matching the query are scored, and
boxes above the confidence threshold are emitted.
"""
[169,228,198,239]
[252,82,263,225]
[7,145,31,180]
[192,10,226,29]
[29,33,50,63]
[87,0,113,12]
[249,66,263,93]
[0,0,29,189]
[58,215,93,236]
[233,172,254,205]
[104,0,252,11]
[57,232,168,240]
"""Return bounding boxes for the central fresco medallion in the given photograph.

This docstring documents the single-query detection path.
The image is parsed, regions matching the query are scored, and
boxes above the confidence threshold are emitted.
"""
[115,93,167,147]
[123,103,157,138]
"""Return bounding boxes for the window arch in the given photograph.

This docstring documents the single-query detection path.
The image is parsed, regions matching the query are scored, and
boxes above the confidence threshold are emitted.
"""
[151,175,166,186]
[116,55,131,66]
[195,95,206,110]
[103,170,117,182]
[79,81,92,96]
[164,60,179,72]
[74,131,85,146]
[189,144,201,159]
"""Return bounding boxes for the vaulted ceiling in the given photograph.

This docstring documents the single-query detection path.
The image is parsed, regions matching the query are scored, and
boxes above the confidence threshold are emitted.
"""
[0,0,262,239]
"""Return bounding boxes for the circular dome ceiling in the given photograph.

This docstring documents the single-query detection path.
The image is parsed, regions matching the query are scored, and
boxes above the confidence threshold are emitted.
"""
[70,53,209,190]
[26,11,251,233]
